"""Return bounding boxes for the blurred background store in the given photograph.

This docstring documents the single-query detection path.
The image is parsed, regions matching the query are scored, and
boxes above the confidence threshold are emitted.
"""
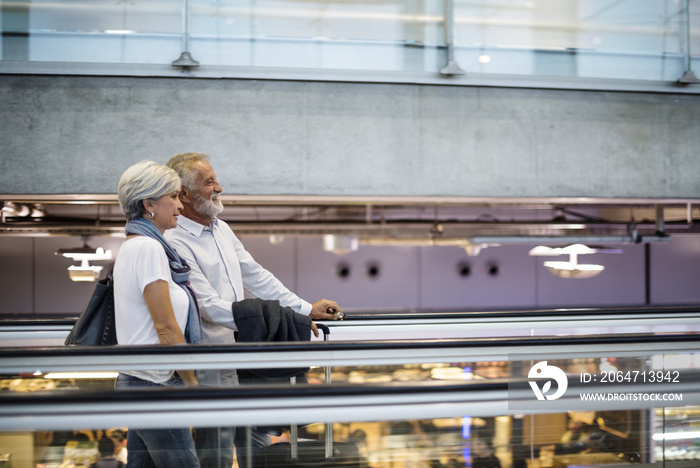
[1,1,700,467]
[1,0,700,316]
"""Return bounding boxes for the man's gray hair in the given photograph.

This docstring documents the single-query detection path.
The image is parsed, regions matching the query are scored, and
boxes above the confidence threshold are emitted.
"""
[166,152,211,191]
[118,160,181,221]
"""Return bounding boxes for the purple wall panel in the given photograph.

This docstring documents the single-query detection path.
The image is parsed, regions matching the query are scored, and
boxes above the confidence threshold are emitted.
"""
[419,245,537,310]
[238,235,298,295]
[2,234,700,315]
[296,237,420,310]
[650,236,700,305]
[0,237,34,314]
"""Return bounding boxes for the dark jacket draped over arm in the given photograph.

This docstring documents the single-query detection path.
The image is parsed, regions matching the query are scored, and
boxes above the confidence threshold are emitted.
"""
[232,298,313,380]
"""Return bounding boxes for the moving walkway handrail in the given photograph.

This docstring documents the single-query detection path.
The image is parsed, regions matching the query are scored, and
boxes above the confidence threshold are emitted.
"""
[0,380,521,430]
[1,333,699,374]
[334,305,700,322]
[2,333,700,430]
[2,371,700,431]
[3,306,700,346]
[317,306,700,340]
[3,305,700,328]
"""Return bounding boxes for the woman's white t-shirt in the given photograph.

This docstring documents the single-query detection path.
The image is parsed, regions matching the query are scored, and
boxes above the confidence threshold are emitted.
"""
[114,236,190,383]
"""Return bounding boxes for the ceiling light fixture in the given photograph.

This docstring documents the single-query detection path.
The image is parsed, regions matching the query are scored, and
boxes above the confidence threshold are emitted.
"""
[323,235,359,255]
[55,240,113,282]
[528,244,621,279]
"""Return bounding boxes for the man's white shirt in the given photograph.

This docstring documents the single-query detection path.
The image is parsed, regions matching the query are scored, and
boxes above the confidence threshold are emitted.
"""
[165,215,312,345]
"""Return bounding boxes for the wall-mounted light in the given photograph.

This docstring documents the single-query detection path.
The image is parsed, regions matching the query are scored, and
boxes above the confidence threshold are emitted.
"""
[456,260,472,278]
[335,262,352,280]
[485,260,500,277]
[55,241,113,282]
[366,260,381,279]
[529,244,621,279]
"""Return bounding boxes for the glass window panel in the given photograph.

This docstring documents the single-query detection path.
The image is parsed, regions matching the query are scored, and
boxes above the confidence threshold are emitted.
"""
[2,0,182,64]
[452,0,697,82]
[4,409,700,466]
[188,0,446,72]
[656,407,700,462]
[25,0,178,32]
[190,1,444,45]
[1,0,698,86]
[2,344,700,466]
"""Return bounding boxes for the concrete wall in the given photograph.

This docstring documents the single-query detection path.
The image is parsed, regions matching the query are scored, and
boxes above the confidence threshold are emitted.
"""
[1,75,699,199]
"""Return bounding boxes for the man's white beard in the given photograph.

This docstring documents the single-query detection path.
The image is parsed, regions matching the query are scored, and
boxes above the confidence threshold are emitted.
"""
[193,192,224,220]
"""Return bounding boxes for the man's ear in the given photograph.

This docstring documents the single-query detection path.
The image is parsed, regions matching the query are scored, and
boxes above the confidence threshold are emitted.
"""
[179,186,192,204]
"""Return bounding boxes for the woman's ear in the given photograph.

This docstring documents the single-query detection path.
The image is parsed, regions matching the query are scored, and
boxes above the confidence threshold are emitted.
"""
[142,199,154,215]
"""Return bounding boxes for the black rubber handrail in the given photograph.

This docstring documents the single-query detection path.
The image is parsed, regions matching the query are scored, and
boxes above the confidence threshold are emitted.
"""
[2,332,699,358]
[333,305,700,321]
[3,369,700,407]
[0,379,509,407]
[3,305,700,326]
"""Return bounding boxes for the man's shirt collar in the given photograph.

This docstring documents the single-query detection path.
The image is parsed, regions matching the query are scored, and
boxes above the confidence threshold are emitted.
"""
[178,215,218,237]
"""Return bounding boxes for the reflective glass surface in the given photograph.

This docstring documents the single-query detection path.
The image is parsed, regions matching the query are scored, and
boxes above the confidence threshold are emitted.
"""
[2,410,699,467]
[452,0,699,81]
[188,0,445,72]
[1,0,182,64]
[1,0,698,86]
[2,396,699,467]
[1,337,700,467]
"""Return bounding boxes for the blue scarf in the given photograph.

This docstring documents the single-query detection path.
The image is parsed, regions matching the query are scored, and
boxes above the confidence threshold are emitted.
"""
[125,218,203,344]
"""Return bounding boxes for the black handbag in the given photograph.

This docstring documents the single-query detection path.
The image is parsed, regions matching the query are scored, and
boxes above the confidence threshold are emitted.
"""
[65,269,117,346]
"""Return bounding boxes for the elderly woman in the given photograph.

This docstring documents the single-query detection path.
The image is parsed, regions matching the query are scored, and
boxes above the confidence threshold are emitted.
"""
[114,160,202,467]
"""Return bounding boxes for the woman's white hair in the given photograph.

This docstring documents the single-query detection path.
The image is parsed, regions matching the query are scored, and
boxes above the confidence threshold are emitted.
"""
[118,160,181,221]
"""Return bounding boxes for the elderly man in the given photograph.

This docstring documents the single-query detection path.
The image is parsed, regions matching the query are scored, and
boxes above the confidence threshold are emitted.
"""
[165,152,341,468]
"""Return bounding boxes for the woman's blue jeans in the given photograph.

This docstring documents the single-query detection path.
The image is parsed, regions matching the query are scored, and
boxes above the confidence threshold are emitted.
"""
[115,373,200,468]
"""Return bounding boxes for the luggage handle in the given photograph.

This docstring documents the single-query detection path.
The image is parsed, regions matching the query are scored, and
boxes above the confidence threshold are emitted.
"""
[291,322,332,460]
[245,323,333,467]
[315,323,332,387]
[316,322,330,339]
[289,412,333,461]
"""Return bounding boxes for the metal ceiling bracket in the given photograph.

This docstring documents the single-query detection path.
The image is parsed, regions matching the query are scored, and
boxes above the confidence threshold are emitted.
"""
[440,61,466,77]
[688,204,694,225]
[678,70,700,85]
[677,0,699,85]
[172,51,200,69]
[439,0,466,77]
[627,221,640,243]
[655,205,666,237]
[172,0,199,69]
